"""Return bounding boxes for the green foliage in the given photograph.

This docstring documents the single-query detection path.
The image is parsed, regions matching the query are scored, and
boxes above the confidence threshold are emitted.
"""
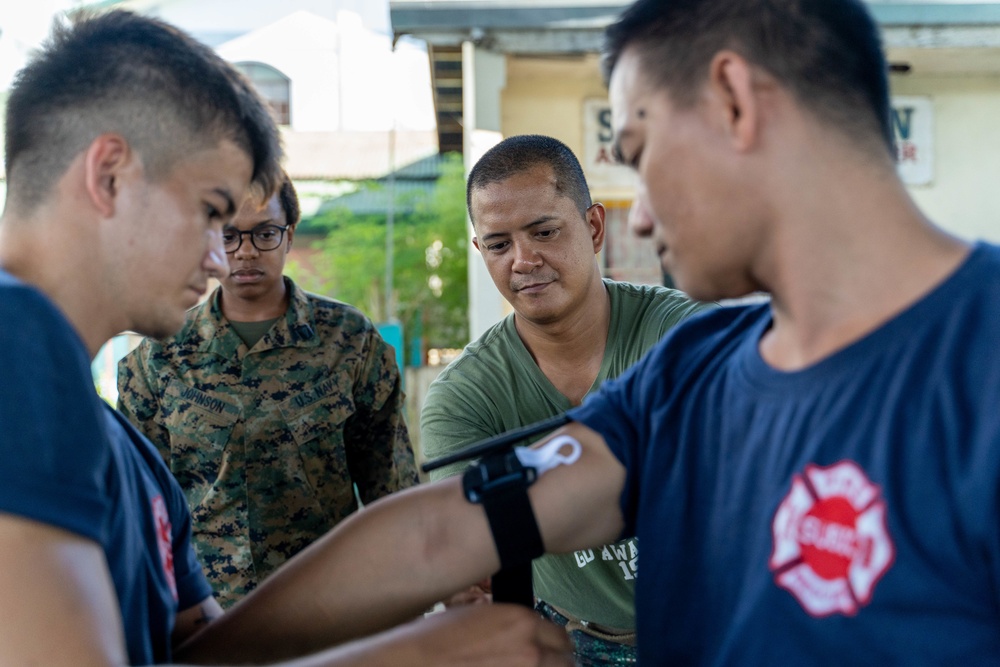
[287,154,469,363]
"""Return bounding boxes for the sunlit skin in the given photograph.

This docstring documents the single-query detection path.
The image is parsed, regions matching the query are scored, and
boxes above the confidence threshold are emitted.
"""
[609,47,768,303]
[106,140,251,340]
[219,194,294,322]
[471,163,607,334]
[609,45,969,371]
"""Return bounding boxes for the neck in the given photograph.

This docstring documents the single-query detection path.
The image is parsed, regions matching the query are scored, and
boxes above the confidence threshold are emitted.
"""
[0,209,121,358]
[513,276,611,404]
[754,134,969,370]
[219,279,290,322]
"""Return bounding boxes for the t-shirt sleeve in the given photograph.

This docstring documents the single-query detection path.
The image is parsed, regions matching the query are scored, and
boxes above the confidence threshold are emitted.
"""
[652,290,716,339]
[420,367,504,481]
[567,342,665,536]
[0,282,112,544]
[343,324,419,502]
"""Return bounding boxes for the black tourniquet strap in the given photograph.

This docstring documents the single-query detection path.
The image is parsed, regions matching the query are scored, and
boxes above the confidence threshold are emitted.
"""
[462,449,545,607]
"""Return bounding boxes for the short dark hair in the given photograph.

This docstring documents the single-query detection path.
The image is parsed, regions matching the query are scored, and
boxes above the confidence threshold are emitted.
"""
[602,0,893,155]
[277,172,300,227]
[4,9,283,213]
[466,134,592,226]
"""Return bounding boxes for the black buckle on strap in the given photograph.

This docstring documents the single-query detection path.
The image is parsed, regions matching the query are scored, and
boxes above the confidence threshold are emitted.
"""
[423,414,571,607]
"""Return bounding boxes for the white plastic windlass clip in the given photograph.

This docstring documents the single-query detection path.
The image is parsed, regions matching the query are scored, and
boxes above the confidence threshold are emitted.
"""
[514,434,582,477]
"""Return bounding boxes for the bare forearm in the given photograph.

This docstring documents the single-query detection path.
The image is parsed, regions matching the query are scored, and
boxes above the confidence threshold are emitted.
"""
[178,479,499,663]
[179,424,625,664]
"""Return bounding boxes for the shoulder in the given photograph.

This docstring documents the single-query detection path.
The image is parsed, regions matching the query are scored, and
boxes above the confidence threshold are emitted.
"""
[431,316,515,385]
[133,297,214,362]
[0,274,81,346]
[422,318,519,416]
[963,242,1000,291]
[921,243,1000,361]
[105,407,176,486]
[0,274,93,380]
[121,331,180,376]
[606,279,710,319]
[302,290,378,337]
[606,279,682,302]
[639,301,768,380]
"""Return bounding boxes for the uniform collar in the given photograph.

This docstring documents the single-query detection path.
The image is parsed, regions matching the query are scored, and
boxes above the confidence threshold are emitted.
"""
[195,277,321,357]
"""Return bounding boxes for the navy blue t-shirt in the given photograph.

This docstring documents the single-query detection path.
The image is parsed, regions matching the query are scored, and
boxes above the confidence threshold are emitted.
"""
[0,271,212,664]
[570,242,1000,664]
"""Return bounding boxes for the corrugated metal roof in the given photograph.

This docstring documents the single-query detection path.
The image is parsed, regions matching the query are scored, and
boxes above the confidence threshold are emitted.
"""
[298,153,445,232]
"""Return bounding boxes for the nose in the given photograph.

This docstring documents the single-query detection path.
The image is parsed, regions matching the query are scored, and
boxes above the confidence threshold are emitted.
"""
[512,242,542,273]
[203,227,230,279]
[627,194,655,239]
[233,232,260,259]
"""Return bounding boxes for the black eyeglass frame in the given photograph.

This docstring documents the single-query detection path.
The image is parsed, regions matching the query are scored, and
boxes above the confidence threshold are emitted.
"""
[223,224,290,253]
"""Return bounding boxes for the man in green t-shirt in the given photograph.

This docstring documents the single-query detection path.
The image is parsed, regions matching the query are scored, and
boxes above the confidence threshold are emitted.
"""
[421,134,707,665]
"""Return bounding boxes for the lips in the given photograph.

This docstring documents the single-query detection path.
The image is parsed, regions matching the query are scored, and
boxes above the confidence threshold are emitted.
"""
[513,281,552,294]
[512,274,557,293]
[230,268,264,283]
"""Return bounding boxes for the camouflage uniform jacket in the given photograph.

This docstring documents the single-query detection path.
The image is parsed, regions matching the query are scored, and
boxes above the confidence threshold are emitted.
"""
[117,278,418,607]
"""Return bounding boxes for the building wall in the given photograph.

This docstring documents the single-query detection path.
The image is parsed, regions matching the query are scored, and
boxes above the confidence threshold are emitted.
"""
[501,54,607,190]
[891,73,1000,243]
[216,12,434,134]
[499,54,1000,247]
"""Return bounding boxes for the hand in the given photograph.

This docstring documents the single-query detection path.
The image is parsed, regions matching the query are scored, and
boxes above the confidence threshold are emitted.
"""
[374,604,573,666]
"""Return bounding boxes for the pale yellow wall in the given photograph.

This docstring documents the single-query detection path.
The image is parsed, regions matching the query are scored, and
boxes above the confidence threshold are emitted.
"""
[891,73,1000,243]
[500,57,1000,244]
[501,54,609,181]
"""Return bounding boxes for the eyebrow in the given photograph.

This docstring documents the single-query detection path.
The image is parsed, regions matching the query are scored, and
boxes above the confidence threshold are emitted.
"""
[223,219,276,231]
[480,216,557,242]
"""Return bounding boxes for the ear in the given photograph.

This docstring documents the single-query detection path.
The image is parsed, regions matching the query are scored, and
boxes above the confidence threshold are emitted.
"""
[587,202,607,253]
[472,236,481,252]
[285,224,296,251]
[82,133,132,217]
[706,50,759,152]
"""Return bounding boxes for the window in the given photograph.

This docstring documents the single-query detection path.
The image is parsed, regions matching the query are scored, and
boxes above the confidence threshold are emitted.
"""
[235,62,290,126]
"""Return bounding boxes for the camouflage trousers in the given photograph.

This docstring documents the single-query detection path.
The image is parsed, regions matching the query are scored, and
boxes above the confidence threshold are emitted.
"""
[535,600,638,666]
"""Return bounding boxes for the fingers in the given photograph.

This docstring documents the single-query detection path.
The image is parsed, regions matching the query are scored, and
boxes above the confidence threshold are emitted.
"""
[401,604,573,666]
[443,584,492,608]
[490,604,573,666]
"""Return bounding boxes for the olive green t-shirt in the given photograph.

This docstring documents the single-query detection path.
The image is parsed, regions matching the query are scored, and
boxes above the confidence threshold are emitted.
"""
[421,280,708,628]
[229,317,280,349]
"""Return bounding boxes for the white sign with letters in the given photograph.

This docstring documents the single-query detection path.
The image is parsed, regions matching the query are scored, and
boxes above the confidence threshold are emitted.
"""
[583,96,934,189]
[891,96,933,186]
[582,98,637,192]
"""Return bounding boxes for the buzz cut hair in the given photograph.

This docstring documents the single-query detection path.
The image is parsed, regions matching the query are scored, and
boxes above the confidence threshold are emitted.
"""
[602,0,894,157]
[466,134,592,227]
[4,9,283,213]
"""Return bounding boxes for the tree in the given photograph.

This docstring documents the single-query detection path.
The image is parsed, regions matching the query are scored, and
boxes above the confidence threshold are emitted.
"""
[286,153,469,364]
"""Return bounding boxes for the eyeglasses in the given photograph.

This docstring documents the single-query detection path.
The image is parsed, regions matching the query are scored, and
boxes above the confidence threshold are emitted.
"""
[223,224,289,253]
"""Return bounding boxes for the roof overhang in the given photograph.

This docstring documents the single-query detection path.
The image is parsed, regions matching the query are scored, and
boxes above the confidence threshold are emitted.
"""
[391,2,1000,72]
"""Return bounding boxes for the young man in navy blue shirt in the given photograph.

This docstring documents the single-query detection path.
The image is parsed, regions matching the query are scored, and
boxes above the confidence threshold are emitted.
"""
[190,0,1000,664]
[0,9,570,667]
